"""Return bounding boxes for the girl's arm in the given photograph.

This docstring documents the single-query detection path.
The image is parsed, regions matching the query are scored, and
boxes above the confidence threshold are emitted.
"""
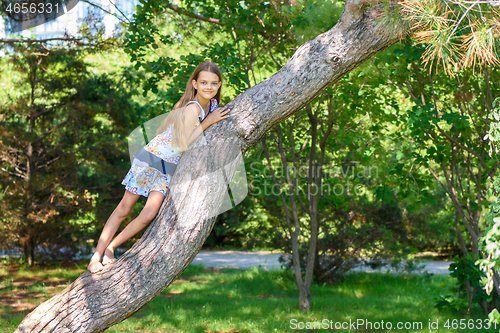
[184,105,230,146]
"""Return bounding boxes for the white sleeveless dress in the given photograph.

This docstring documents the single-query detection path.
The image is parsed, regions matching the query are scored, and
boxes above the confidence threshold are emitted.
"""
[121,98,218,197]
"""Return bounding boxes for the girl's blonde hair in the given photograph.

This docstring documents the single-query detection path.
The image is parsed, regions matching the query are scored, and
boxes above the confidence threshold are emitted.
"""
[156,61,223,150]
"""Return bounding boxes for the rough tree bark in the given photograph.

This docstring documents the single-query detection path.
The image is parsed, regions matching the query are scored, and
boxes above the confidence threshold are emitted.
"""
[16,0,406,331]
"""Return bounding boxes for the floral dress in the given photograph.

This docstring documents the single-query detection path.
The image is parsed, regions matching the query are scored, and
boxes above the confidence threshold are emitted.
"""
[121,98,218,197]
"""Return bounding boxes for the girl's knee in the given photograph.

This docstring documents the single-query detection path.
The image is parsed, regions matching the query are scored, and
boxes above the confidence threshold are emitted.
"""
[139,207,159,223]
[134,191,162,223]
[116,202,133,217]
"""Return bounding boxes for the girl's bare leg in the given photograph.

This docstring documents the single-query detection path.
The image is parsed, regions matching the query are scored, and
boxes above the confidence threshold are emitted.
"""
[103,190,165,263]
[87,190,140,273]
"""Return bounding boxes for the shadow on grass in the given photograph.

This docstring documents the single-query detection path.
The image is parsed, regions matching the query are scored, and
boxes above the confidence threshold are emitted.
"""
[105,265,490,333]
[0,259,87,332]
[0,261,493,333]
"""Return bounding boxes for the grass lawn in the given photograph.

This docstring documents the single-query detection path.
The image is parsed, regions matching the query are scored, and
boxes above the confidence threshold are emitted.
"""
[0,258,497,332]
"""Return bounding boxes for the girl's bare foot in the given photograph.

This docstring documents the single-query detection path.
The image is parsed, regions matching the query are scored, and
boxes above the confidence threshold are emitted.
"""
[88,261,104,273]
[88,252,104,273]
[102,247,116,266]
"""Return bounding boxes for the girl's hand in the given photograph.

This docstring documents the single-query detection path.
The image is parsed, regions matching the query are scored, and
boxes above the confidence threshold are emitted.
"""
[205,106,230,126]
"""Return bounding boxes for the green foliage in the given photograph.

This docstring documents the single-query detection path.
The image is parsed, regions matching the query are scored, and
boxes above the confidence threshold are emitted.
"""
[0,45,99,261]
[282,0,344,42]
[484,97,500,156]
[373,39,500,312]
[0,43,152,262]
[478,176,500,293]
[489,308,500,328]
[122,0,289,105]
[477,175,500,323]
[241,62,456,283]
[282,0,327,32]
[435,255,490,313]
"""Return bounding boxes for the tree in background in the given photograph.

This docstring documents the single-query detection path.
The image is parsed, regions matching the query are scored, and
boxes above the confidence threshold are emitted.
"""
[364,0,500,314]
[0,43,98,265]
[0,41,147,264]
[372,40,500,313]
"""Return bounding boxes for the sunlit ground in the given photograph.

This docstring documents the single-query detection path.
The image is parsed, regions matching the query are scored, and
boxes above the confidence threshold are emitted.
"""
[0,258,495,333]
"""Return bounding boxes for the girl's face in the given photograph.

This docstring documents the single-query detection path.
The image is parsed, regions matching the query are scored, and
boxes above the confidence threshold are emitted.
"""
[192,70,222,100]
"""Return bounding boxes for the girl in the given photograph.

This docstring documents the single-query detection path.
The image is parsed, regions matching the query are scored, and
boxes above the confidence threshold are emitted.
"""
[87,61,229,273]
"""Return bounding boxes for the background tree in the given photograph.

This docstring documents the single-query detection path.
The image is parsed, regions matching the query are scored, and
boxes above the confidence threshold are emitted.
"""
[0,43,98,265]
[372,40,500,313]
[0,40,149,264]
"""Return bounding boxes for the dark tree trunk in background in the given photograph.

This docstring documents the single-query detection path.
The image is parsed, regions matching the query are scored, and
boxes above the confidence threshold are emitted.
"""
[21,235,35,267]
[16,0,406,331]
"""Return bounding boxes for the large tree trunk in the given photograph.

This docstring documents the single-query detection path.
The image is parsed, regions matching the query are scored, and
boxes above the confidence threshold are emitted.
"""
[16,1,405,331]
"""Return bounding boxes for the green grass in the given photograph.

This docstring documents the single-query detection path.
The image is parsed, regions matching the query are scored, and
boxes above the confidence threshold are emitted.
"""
[0,259,497,333]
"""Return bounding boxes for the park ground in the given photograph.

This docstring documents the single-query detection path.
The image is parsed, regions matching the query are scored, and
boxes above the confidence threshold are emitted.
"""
[0,255,497,333]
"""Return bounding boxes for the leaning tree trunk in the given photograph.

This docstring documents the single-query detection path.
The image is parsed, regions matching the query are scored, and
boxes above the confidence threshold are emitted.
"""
[16,1,406,331]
